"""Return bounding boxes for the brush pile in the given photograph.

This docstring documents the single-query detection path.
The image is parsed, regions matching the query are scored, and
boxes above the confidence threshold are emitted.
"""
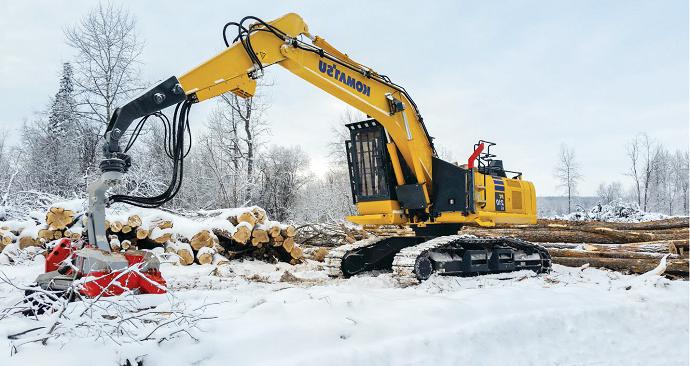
[0,201,303,266]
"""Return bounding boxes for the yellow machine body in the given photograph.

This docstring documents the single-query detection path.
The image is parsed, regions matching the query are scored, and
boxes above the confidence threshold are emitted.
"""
[173,12,537,229]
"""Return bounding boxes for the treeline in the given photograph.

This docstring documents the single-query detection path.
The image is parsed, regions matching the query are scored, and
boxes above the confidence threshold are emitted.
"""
[0,3,354,223]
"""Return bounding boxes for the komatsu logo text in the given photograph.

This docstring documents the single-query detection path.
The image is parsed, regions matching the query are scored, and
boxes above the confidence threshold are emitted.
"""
[318,60,371,97]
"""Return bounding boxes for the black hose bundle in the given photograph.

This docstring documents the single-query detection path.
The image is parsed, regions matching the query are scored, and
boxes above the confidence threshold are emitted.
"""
[221,15,435,153]
[108,100,193,208]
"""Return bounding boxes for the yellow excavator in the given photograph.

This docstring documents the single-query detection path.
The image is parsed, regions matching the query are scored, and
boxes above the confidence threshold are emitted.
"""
[83,13,550,284]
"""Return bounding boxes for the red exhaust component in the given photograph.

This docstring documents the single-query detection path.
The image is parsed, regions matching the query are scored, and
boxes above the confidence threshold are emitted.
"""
[467,143,485,169]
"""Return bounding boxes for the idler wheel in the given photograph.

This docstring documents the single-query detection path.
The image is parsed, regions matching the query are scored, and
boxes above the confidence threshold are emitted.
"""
[414,253,434,281]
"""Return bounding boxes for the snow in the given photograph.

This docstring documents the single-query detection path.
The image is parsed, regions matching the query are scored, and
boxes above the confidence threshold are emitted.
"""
[557,200,678,223]
[0,259,687,366]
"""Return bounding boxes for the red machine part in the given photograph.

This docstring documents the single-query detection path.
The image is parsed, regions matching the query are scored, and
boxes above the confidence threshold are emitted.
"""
[79,269,167,297]
[44,239,167,297]
[467,142,485,170]
[79,251,167,297]
[45,238,75,273]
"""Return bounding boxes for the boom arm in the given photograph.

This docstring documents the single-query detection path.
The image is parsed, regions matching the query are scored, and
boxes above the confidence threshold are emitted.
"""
[90,13,437,248]
[176,13,435,191]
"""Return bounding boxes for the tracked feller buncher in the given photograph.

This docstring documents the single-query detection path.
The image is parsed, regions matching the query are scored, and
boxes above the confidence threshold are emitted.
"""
[33,13,550,296]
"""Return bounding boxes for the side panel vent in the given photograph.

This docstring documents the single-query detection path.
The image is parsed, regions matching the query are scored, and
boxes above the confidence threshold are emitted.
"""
[512,191,523,210]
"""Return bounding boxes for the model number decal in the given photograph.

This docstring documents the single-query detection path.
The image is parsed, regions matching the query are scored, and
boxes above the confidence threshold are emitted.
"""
[495,192,505,211]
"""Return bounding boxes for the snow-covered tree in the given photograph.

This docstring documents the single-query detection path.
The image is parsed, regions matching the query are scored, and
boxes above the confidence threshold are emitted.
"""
[597,181,623,204]
[256,145,310,221]
[294,169,356,223]
[19,63,81,197]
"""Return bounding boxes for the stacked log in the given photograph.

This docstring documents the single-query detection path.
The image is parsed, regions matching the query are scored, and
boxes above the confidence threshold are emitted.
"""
[0,203,306,268]
[462,218,689,277]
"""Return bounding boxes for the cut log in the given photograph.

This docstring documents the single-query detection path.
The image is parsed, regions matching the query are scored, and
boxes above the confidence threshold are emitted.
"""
[251,228,270,246]
[121,239,133,251]
[268,223,282,238]
[232,223,253,244]
[525,217,689,231]
[121,225,132,234]
[463,228,629,244]
[38,229,54,241]
[1,234,12,246]
[18,236,36,250]
[552,256,688,275]
[251,207,267,224]
[109,235,121,251]
[196,246,216,265]
[282,237,295,253]
[238,212,257,226]
[70,231,82,241]
[177,243,194,265]
[289,245,303,260]
[305,247,329,262]
[53,230,62,240]
[536,241,682,255]
[282,225,297,238]
[149,227,173,244]
[190,230,215,251]
[136,227,149,240]
[153,220,173,230]
[110,221,123,233]
[127,215,142,228]
[46,206,75,230]
[547,248,679,260]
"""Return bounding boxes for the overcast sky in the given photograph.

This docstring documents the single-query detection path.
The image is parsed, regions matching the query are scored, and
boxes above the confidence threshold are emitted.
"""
[1,0,687,196]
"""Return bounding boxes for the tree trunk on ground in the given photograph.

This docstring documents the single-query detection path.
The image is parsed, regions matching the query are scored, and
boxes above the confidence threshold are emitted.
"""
[552,257,688,275]
[547,248,679,260]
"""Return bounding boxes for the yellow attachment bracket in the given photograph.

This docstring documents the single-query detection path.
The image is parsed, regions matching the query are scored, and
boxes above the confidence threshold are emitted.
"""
[189,73,257,102]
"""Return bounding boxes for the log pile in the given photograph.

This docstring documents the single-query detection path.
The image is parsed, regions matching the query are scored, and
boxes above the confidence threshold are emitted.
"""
[462,218,689,278]
[0,204,304,266]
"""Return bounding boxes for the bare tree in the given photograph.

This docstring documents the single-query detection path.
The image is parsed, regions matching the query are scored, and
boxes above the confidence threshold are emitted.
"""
[65,2,143,177]
[327,108,365,167]
[626,133,657,211]
[554,144,582,213]
[219,90,270,202]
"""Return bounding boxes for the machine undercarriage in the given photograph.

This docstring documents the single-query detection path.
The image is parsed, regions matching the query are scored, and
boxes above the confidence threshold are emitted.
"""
[325,233,552,284]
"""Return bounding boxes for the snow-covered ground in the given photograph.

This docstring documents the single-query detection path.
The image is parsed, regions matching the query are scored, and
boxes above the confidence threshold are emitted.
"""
[0,259,688,366]
[554,200,678,223]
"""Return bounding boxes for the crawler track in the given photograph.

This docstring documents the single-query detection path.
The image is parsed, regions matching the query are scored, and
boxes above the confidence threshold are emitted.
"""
[392,235,551,285]
[326,235,551,284]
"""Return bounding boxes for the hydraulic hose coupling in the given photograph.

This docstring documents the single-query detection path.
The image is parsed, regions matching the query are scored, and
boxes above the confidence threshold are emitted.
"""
[99,153,131,174]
